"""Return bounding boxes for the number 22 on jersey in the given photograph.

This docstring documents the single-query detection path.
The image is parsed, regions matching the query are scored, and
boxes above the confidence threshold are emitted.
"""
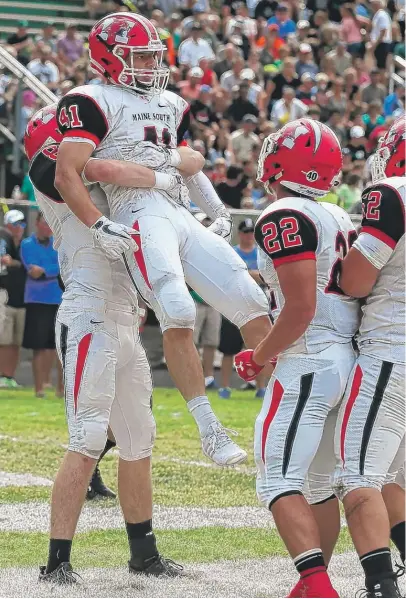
[325,230,357,295]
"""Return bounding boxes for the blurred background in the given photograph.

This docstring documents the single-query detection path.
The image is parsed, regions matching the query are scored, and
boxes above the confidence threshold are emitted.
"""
[0,0,404,396]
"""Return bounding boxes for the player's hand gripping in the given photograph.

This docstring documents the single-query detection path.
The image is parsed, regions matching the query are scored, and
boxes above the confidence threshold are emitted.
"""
[234,350,264,382]
[90,216,138,260]
[208,213,233,243]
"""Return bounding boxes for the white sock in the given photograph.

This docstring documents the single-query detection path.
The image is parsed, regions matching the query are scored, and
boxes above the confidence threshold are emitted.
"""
[205,375,214,387]
[187,396,218,437]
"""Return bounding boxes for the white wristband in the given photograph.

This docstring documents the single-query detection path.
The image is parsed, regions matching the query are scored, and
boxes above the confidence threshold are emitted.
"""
[154,171,174,191]
[167,149,181,168]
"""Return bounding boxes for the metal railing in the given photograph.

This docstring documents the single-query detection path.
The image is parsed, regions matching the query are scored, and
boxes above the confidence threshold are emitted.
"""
[389,55,406,94]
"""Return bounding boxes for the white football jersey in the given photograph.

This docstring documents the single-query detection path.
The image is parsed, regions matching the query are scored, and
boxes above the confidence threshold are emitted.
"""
[56,84,190,215]
[352,176,405,364]
[29,144,138,308]
[255,197,361,355]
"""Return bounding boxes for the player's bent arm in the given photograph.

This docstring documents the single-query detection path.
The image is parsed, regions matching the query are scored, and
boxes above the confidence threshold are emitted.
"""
[85,158,157,188]
[340,246,380,298]
[55,141,102,227]
[253,260,317,365]
[186,171,229,221]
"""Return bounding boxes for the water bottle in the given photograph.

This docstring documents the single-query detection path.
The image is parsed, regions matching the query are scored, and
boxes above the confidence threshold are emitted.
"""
[0,239,7,276]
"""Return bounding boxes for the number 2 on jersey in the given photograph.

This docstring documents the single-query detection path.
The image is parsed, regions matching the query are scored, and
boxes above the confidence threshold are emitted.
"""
[325,230,357,295]
[363,190,382,220]
[261,216,302,254]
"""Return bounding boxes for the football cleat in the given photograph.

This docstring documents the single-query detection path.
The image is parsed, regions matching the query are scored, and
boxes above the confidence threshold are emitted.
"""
[357,573,402,598]
[39,563,81,585]
[129,555,184,577]
[87,466,116,500]
[287,578,304,597]
[201,422,247,466]
[298,570,339,598]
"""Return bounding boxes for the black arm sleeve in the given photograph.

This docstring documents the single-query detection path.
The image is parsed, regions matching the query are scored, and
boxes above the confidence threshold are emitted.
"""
[177,107,191,146]
[29,148,63,203]
[360,183,405,245]
[56,94,108,145]
[255,208,318,266]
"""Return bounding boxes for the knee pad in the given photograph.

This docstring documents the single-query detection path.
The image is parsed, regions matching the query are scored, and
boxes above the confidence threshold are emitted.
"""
[154,276,196,331]
[305,471,334,505]
[69,418,109,460]
[117,411,156,461]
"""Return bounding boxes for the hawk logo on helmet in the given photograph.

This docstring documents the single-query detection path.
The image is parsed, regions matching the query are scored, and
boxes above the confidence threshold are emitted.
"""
[99,17,131,44]
[281,124,308,150]
[41,111,54,125]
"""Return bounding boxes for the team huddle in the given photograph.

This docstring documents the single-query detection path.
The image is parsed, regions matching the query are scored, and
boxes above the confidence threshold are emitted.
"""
[23,11,405,598]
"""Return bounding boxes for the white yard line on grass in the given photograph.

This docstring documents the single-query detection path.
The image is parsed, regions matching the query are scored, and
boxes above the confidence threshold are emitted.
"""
[2,553,402,598]
[0,502,274,533]
[0,472,52,487]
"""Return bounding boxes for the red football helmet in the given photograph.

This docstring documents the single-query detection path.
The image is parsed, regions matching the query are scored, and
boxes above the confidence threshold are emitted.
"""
[24,103,62,161]
[88,13,169,95]
[257,119,343,198]
[371,114,405,182]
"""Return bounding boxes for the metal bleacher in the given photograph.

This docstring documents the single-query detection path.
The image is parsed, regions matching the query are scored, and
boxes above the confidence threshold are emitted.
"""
[0,0,93,38]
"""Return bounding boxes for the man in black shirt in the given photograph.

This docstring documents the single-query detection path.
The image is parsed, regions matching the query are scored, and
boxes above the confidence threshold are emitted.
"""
[6,21,32,66]
[225,81,259,126]
[190,85,218,127]
[215,166,247,209]
[0,210,27,388]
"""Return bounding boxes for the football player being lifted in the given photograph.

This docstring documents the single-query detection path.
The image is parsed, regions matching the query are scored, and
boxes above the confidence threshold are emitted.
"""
[235,119,360,598]
[54,13,272,468]
[332,116,405,598]
[25,104,201,581]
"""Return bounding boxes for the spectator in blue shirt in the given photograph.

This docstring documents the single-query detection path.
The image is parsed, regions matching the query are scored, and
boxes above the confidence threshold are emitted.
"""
[20,212,62,397]
[383,85,405,117]
[268,4,296,39]
[218,218,267,400]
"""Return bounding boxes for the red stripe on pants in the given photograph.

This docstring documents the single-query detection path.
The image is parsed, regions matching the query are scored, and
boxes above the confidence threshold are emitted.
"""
[340,364,363,464]
[261,379,284,463]
[73,333,92,415]
[132,221,152,290]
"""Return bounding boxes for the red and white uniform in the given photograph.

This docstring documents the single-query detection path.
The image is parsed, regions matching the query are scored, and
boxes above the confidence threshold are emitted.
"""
[28,143,154,461]
[253,198,360,507]
[333,176,406,495]
[56,85,268,331]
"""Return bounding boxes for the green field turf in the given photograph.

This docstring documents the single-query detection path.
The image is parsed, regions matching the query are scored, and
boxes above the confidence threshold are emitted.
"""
[0,388,354,569]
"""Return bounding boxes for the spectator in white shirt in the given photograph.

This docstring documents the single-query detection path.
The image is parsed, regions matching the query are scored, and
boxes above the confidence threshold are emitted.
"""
[27,46,59,91]
[240,68,262,106]
[369,0,392,70]
[178,22,215,68]
[220,56,245,94]
[271,86,308,128]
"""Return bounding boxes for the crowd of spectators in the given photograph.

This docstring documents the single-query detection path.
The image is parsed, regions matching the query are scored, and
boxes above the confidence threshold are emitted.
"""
[0,0,404,213]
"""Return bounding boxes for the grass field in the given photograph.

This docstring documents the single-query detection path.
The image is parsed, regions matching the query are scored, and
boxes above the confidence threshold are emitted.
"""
[0,387,395,597]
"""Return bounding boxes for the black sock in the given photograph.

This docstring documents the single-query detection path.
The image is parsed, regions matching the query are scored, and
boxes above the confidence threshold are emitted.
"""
[391,522,405,563]
[46,539,72,573]
[360,547,393,581]
[126,520,157,563]
[294,548,326,577]
[98,439,116,463]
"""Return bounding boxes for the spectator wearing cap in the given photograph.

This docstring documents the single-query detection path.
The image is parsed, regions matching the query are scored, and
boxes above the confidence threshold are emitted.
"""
[213,43,240,79]
[6,21,32,66]
[240,68,262,106]
[326,41,352,76]
[0,211,27,389]
[190,213,222,390]
[20,213,62,398]
[28,46,60,92]
[296,73,316,105]
[369,0,392,70]
[295,43,319,78]
[383,85,405,117]
[360,68,387,104]
[215,165,247,209]
[271,86,308,128]
[35,22,58,54]
[219,56,245,94]
[178,22,215,68]
[346,125,368,162]
[218,218,266,400]
[57,23,84,64]
[267,4,296,39]
[296,20,311,43]
[190,85,218,127]
[228,114,260,162]
[179,67,204,101]
[224,17,250,60]
[226,82,259,125]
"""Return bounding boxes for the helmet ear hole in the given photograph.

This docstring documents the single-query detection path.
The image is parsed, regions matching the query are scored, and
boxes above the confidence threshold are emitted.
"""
[305,139,311,147]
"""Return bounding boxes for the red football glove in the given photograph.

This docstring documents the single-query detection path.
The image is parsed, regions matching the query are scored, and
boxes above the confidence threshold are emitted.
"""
[234,350,264,382]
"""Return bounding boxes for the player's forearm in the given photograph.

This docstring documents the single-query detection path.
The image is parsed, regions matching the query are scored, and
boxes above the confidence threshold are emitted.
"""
[186,171,229,221]
[175,147,205,176]
[253,304,315,365]
[55,167,102,228]
[85,158,156,188]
